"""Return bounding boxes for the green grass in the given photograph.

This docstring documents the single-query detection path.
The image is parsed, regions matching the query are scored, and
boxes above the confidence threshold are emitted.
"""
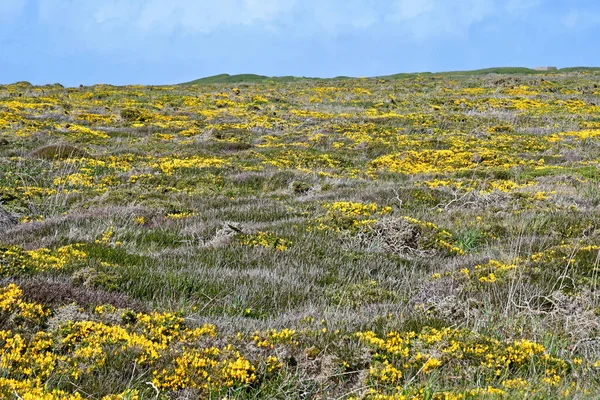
[181,66,600,85]
[180,73,308,85]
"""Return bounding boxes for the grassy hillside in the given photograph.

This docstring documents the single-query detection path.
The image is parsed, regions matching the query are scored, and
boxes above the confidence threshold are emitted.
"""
[182,73,271,84]
[181,73,304,85]
[557,66,600,73]
[1,72,600,398]
[436,66,600,76]
[183,67,600,85]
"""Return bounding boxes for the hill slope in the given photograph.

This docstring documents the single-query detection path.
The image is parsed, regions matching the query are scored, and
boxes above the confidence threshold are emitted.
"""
[182,67,600,85]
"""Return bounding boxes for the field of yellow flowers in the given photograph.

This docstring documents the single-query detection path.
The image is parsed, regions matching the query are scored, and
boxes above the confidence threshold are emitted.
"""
[1,72,600,399]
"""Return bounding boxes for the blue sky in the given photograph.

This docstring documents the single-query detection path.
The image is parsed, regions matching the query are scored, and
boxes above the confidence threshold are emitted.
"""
[1,0,599,86]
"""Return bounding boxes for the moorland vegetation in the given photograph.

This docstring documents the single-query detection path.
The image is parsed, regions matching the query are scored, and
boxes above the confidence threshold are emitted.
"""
[1,71,600,398]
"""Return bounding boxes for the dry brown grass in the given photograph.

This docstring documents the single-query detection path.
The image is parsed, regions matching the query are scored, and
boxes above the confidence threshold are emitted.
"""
[27,143,91,159]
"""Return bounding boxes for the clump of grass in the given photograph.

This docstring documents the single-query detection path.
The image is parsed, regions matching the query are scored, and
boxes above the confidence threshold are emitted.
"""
[367,216,464,257]
[119,107,150,122]
[27,143,91,159]
[455,228,483,252]
[19,278,143,310]
[290,180,311,194]
[0,204,18,229]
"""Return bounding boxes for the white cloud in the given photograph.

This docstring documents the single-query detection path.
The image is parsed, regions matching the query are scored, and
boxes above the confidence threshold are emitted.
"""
[505,0,542,14]
[39,0,297,33]
[36,0,511,38]
[388,0,496,39]
[132,1,296,32]
[561,10,579,29]
[393,0,435,20]
[561,9,600,29]
[0,0,26,21]
[305,0,381,33]
[32,0,548,53]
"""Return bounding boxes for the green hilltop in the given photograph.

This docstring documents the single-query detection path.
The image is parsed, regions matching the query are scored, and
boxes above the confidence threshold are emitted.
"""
[180,73,353,85]
[181,67,600,85]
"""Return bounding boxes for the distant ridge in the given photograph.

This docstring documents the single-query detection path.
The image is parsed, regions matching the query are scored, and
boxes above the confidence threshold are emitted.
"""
[180,73,351,85]
[180,67,600,85]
